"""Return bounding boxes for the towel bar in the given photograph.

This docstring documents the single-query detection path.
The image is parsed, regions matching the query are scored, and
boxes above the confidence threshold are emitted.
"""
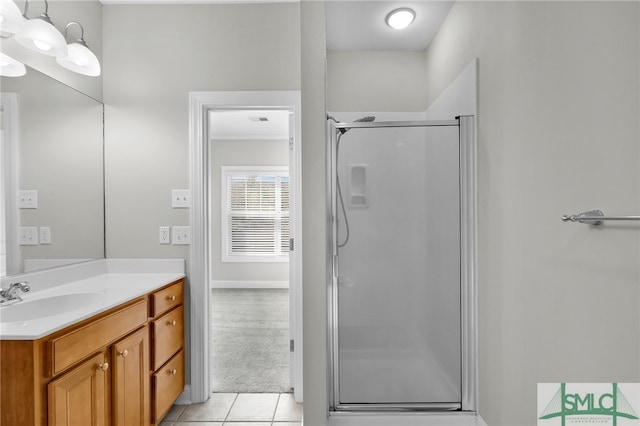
[562,209,640,225]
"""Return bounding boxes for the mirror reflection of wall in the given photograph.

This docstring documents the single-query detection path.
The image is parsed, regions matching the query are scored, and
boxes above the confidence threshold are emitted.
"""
[0,66,104,277]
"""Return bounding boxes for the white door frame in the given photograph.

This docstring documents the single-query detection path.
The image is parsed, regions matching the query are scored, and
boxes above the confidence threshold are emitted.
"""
[188,91,303,403]
[1,93,19,276]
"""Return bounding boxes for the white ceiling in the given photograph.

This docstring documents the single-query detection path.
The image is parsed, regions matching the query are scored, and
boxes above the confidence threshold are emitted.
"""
[99,0,296,4]
[326,1,455,51]
[209,110,290,140]
[99,0,454,51]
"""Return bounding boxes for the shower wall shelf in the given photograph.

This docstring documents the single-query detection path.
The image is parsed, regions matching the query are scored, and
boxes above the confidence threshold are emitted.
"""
[562,209,640,225]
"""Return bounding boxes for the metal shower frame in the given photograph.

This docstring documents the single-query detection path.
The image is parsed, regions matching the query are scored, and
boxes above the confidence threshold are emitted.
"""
[326,116,478,414]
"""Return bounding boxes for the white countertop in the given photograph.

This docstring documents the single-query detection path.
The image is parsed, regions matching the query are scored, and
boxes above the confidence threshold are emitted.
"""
[0,259,185,340]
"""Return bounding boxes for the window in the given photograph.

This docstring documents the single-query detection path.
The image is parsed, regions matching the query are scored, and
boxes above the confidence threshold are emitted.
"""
[221,166,289,262]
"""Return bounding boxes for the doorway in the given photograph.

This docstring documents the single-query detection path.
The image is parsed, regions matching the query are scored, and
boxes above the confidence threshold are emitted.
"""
[189,91,303,404]
[209,110,292,393]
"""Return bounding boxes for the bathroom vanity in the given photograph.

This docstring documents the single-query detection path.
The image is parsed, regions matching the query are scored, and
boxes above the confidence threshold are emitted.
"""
[0,260,186,426]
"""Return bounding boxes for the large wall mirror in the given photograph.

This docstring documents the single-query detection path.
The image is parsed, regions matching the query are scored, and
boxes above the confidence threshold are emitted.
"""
[1,65,104,277]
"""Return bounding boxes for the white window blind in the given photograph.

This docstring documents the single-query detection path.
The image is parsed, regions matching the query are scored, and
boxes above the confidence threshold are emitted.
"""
[222,167,289,262]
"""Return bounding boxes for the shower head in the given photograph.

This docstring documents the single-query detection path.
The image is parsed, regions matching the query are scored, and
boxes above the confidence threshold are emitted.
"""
[341,116,375,134]
[327,113,341,123]
[354,116,376,123]
[329,115,376,134]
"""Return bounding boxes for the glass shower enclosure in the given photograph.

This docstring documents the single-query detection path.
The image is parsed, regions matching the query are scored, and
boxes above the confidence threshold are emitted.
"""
[328,117,476,412]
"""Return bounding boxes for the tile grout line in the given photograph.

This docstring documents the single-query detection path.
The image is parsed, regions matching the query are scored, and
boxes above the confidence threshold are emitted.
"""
[173,403,186,422]
[224,392,240,423]
[272,392,282,422]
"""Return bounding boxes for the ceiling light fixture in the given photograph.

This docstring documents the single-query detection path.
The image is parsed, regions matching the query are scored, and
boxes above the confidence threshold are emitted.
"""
[0,0,24,35]
[385,8,416,30]
[14,0,68,57]
[0,52,26,77]
[56,21,101,76]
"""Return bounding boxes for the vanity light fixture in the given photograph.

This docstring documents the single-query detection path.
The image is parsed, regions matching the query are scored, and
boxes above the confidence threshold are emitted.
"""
[14,0,67,57]
[0,0,24,36]
[0,52,26,77]
[385,7,416,30]
[56,22,101,77]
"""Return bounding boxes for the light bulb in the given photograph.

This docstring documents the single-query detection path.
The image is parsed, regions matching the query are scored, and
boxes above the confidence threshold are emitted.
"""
[0,0,24,35]
[33,39,53,51]
[0,52,26,77]
[386,8,416,30]
[71,56,89,66]
[56,42,100,76]
[15,17,68,57]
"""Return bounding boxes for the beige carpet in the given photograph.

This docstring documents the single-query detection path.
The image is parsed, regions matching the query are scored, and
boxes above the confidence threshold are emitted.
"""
[211,289,291,393]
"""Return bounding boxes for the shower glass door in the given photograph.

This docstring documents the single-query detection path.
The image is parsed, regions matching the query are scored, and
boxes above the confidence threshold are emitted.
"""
[330,121,463,410]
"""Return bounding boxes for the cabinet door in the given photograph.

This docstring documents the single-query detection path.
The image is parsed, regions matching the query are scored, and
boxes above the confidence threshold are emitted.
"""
[112,326,150,426]
[48,352,109,426]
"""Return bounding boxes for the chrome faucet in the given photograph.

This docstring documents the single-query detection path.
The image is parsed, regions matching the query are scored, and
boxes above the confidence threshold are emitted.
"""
[0,281,30,305]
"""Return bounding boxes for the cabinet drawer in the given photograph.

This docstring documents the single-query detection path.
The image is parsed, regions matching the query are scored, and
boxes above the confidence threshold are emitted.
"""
[152,349,184,424]
[150,281,183,318]
[49,299,148,376]
[151,306,184,370]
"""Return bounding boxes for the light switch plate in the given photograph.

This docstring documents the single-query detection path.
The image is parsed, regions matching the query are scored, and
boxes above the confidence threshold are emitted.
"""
[18,190,38,209]
[172,226,191,245]
[172,190,191,208]
[19,227,38,245]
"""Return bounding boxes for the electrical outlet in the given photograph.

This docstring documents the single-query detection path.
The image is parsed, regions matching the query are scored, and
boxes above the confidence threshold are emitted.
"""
[172,190,191,208]
[159,226,171,244]
[18,227,38,245]
[39,227,51,244]
[172,226,191,245]
[18,190,38,209]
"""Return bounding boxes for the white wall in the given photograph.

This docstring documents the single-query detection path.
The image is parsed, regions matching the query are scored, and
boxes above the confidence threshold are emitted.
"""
[423,2,640,425]
[424,58,477,121]
[103,2,300,260]
[327,50,428,112]
[103,1,300,385]
[210,138,289,283]
[300,1,329,423]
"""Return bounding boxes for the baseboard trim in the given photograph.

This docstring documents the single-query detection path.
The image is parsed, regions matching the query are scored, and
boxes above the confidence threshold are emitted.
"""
[175,385,191,405]
[210,280,289,289]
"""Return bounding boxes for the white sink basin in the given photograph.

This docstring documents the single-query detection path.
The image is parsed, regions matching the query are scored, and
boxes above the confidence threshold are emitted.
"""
[0,293,105,323]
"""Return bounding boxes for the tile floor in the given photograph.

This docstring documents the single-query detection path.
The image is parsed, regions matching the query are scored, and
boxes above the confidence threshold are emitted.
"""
[159,392,302,426]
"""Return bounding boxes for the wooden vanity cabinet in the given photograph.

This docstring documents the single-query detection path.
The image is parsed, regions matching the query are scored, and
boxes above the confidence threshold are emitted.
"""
[0,278,185,426]
[149,280,185,424]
